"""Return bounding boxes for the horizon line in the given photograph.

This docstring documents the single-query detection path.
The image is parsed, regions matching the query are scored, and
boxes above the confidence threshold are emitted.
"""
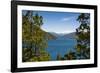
[47,31,75,34]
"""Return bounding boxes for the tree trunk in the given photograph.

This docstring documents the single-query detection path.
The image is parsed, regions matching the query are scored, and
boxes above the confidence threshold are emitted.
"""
[34,46,40,57]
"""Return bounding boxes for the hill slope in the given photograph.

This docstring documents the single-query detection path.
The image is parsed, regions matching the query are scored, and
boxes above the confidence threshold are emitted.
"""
[62,32,76,39]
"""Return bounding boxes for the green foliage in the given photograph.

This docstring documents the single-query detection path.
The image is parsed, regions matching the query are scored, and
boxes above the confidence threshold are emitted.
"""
[31,25,47,48]
[76,13,90,59]
[64,51,76,60]
[22,11,50,62]
[22,15,31,42]
[56,50,77,60]
[31,13,48,56]
[56,53,62,60]
[33,13,43,27]
[22,48,33,62]
[27,52,50,62]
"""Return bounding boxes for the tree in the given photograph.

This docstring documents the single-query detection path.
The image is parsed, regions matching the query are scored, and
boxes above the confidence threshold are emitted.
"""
[22,11,49,61]
[31,13,48,57]
[64,51,76,60]
[33,13,43,27]
[76,13,90,59]
[56,53,61,60]
[22,11,33,62]
[31,25,48,56]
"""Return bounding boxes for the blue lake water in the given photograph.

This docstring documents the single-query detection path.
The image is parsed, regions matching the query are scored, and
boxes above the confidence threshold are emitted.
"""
[22,37,77,60]
[46,38,77,60]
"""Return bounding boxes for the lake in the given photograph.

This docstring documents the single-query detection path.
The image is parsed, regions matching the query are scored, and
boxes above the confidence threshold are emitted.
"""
[22,37,77,61]
[46,38,77,60]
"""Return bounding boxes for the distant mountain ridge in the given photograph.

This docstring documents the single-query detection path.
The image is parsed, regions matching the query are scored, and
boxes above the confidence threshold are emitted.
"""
[62,32,76,39]
[46,32,57,40]
[48,32,65,37]
[48,32,76,39]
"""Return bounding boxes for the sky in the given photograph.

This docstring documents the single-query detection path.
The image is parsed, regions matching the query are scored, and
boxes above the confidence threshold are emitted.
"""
[22,10,80,34]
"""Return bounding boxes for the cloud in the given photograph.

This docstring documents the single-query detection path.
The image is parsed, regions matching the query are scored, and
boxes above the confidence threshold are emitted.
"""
[61,17,73,22]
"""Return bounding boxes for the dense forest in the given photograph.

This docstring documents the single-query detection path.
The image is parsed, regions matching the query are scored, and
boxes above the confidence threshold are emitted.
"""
[22,11,90,62]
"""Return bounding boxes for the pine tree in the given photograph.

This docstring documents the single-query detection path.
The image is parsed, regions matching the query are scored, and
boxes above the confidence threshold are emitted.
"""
[56,53,61,60]
[22,11,49,62]
[22,11,33,62]
[32,13,47,57]
[76,13,90,59]
[64,51,76,60]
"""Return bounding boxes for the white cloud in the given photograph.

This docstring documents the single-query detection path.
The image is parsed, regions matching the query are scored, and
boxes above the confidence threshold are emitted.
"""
[61,17,73,22]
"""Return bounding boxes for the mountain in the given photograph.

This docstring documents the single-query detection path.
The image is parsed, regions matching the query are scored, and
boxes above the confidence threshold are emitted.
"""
[32,25,57,40]
[62,32,76,39]
[44,32,76,40]
[48,32,59,37]
[46,32,57,40]
[48,32,65,37]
